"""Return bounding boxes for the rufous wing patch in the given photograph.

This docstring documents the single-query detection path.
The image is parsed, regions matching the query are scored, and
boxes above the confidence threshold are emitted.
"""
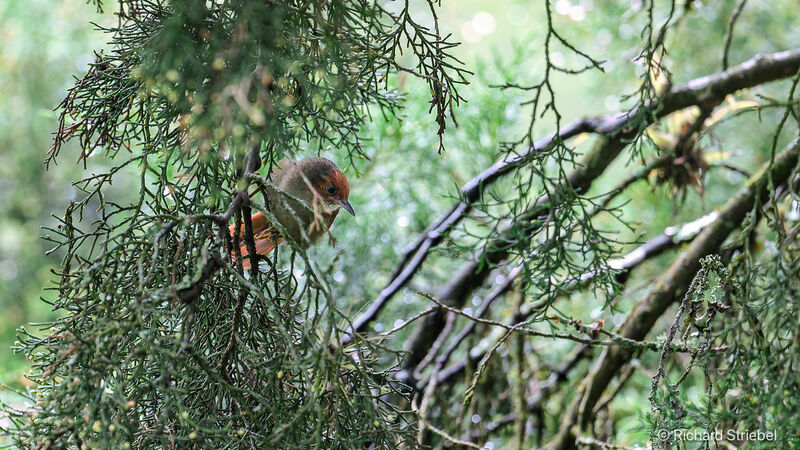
[228,213,281,270]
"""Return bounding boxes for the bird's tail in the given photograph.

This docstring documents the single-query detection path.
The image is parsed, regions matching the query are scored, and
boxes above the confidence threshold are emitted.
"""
[228,213,279,269]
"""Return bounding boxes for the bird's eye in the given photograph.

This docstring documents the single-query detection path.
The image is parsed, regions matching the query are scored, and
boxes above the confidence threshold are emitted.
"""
[326,185,336,195]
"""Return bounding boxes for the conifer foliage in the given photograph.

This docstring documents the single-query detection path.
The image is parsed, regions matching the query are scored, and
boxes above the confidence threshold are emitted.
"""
[5,0,800,448]
[6,1,465,447]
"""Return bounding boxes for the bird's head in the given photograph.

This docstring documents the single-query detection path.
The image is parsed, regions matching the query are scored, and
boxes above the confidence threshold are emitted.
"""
[302,158,355,216]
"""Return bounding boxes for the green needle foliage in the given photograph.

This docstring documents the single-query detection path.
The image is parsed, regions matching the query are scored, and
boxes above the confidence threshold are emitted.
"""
[4,0,466,448]
[5,1,800,448]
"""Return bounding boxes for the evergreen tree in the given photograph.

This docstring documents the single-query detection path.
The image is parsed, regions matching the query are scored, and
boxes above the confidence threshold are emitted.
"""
[5,1,800,449]
[5,1,465,447]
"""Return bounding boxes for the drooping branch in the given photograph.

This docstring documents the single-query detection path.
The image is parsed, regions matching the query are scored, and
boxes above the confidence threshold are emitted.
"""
[424,210,721,391]
[411,149,668,373]
[549,136,800,449]
[409,153,677,383]
[392,50,800,385]
[346,49,800,341]
[174,143,261,302]
[397,134,670,380]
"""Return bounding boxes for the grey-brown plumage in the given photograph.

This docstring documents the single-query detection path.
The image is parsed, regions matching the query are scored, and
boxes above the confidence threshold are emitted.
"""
[229,157,354,269]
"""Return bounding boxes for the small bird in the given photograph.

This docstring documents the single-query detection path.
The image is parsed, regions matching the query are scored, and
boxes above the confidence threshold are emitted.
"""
[229,157,355,269]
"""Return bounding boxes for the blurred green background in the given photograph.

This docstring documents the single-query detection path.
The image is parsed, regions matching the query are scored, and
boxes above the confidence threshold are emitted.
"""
[1,0,798,446]
[0,1,110,388]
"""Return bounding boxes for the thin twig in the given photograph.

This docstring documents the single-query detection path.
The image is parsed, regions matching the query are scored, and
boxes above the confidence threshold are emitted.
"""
[722,0,748,70]
[345,48,800,342]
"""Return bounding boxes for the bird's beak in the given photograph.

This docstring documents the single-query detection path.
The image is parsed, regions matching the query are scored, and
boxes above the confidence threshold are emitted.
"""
[339,199,355,216]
